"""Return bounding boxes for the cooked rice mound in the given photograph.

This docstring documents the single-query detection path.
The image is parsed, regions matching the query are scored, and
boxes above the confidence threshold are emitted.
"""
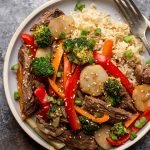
[70,4,144,85]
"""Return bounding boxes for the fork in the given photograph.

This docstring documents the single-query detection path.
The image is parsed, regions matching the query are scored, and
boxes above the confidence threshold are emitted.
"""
[114,0,150,55]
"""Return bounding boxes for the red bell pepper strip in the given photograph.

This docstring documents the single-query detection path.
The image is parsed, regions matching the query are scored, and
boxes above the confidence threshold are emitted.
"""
[64,54,72,89]
[107,107,150,147]
[21,33,37,57]
[93,52,134,95]
[129,107,150,133]
[37,105,50,122]
[64,66,81,130]
[143,107,150,121]
[106,134,130,147]
[34,87,50,107]
[21,33,35,45]
[129,125,139,133]
[34,87,51,122]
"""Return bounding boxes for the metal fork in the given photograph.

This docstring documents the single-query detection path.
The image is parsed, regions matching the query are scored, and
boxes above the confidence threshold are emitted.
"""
[114,0,150,55]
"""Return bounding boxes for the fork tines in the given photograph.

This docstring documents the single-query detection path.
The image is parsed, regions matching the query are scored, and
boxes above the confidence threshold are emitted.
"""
[113,0,144,26]
[114,0,150,55]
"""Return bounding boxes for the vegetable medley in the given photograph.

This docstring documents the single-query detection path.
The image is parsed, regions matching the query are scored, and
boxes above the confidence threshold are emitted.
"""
[12,2,150,150]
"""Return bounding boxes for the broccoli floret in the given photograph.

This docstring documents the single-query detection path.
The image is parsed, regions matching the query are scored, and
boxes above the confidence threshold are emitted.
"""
[104,78,122,106]
[106,96,120,107]
[31,57,54,77]
[33,25,51,48]
[111,122,128,137]
[88,38,96,49]
[79,116,99,134]
[104,78,122,96]
[68,51,94,65]
[63,39,74,53]
[63,37,96,65]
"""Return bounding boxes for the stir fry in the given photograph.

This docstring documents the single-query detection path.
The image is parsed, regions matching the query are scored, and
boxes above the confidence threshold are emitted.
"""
[12,2,150,150]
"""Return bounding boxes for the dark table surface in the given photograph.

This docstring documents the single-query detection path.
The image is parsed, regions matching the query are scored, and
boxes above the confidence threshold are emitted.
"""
[0,0,150,150]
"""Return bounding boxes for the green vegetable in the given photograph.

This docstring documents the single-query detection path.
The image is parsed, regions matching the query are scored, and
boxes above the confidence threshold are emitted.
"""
[48,97,64,106]
[63,37,87,53]
[68,53,81,64]
[135,117,148,129]
[130,132,137,141]
[124,49,134,59]
[14,91,20,101]
[48,101,62,127]
[81,29,88,36]
[63,39,74,53]
[57,98,64,106]
[74,2,85,11]
[104,78,122,97]
[89,56,95,64]
[48,104,63,118]
[104,78,122,106]
[31,57,54,77]
[95,28,101,36]
[105,96,118,107]
[123,35,133,43]
[63,37,96,65]
[33,25,51,48]
[111,122,128,137]
[75,98,83,106]
[96,146,105,150]
[48,96,57,104]
[56,72,62,78]
[51,117,60,128]
[88,38,96,49]
[109,133,118,140]
[79,116,100,134]
[11,64,19,73]
[146,59,150,66]
[59,32,66,39]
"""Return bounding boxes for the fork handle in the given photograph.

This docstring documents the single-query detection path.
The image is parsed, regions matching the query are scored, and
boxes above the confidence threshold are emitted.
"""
[141,36,150,55]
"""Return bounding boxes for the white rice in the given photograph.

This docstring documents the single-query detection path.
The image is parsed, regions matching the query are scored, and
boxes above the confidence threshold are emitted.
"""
[70,4,144,85]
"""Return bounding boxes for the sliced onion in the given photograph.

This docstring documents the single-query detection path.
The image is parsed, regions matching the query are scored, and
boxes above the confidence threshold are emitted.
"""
[49,15,75,39]
[94,125,112,150]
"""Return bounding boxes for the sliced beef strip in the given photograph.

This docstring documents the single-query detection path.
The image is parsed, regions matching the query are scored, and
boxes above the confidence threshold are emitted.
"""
[135,65,150,85]
[119,87,136,112]
[77,90,84,99]
[83,96,132,123]
[18,45,44,118]
[36,116,66,139]
[61,131,98,150]
[30,9,64,31]
[36,117,97,150]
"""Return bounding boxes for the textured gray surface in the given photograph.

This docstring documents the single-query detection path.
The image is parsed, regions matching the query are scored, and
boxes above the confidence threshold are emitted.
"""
[0,0,150,150]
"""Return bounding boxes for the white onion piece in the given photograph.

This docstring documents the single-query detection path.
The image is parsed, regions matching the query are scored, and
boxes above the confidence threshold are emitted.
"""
[35,47,51,58]
[49,15,75,39]
[94,125,112,150]
[80,65,108,96]
[132,84,150,112]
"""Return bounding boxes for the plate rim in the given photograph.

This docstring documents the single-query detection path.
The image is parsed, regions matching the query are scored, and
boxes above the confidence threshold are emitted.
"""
[3,0,150,150]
